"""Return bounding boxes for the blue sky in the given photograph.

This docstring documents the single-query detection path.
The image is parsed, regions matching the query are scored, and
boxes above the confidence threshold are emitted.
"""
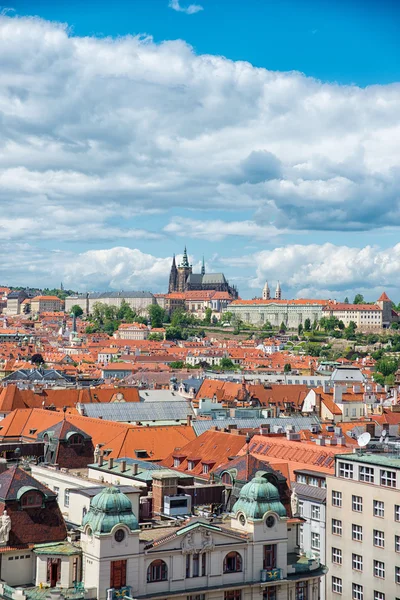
[1,0,400,300]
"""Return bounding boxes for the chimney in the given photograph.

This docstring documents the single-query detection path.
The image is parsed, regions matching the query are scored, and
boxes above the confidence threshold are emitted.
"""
[152,472,178,516]
[323,380,330,393]
[98,455,104,467]
[120,460,126,473]
[108,457,114,469]
[333,385,343,403]
[131,463,138,475]
[315,437,325,446]
[186,414,192,426]
[259,424,270,436]
[286,432,301,441]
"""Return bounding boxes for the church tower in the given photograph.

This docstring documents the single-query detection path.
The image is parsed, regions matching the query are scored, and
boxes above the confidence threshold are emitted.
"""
[262,281,270,300]
[201,256,205,276]
[177,246,192,292]
[168,254,178,293]
[275,281,282,300]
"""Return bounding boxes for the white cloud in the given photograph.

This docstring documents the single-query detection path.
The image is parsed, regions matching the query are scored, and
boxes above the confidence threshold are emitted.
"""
[164,217,286,240]
[225,243,400,299]
[0,13,399,246]
[169,0,203,14]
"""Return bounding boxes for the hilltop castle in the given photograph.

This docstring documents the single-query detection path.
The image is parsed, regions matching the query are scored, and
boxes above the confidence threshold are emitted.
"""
[168,247,238,297]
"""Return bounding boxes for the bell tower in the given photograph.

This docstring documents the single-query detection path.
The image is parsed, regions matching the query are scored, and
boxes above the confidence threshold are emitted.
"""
[168,254,178,293]
[177,246,192,292]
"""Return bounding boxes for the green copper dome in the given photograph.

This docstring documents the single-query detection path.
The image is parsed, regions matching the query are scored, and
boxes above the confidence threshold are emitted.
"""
[82,487,139,534]
[232,476,287,521]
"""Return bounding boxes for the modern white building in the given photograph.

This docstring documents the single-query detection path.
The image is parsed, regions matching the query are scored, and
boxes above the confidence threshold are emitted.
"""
[326,449,400,600]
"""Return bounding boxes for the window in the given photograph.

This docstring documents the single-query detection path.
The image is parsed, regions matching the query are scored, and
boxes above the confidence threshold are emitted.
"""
[332,519,342,536]
[395,566,400,584]
[188,596,205,600]
[374,560,385,578]
[339,462,353,479]
[263,589,277,600]
[223,551,242,573]
[64,489,70,508]
[222,472,232,486]
[359,466,374,483]
[352,553,363,571]
[374,593,385,600]
[69,433,83,445]
[297,474,307,483]
[53,486,59,496]
[21,491,43,508]
[147,560,168,582]
[187,461,195,471]
[192,553,200,578]
[373,500,384,517]
[374,530,384,548]
[298,501,304,516]
[381,470,396,487]
[352,496,363,512]
[396,535,400,552]
[311,532,320,550]
[352,583,363,600]
[332,547,342,565]
[311,504,321,520]
[309,477,318,487]
[187,552,206,578]
[352,524,363,542]
[295,581,308,600]
[110,560,126,588]
[224,592,241,600]
[332,491,342,507]
[395,505,400,522]
[263,544,277,569]
[173,458,180,468]
[202,464,210,474]
[332,577,342,594]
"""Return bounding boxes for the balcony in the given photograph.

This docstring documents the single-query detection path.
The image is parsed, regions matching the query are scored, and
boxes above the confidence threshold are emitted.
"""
[0,582,96,600]
[287,552,327,578]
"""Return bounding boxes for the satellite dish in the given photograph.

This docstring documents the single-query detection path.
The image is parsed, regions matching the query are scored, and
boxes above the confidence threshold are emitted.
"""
[381,429,388,437]
[357,432,371,448]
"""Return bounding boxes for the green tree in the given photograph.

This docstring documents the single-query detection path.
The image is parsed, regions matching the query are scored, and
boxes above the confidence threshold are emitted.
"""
[376,357,398,377]
[391,322,399,330]
[344,297,349,303]
[147,304,166,328]
[373,373,385,386]
[344,320,357,339]
[117,300,136,322]
[304,318,311,332]
[284,363,292,373]
[353,294,364,304]
[148,332,163,341]
[220,357,236,370]
[385,373,396,386]
[262,320,273,331]
[338,320,345,330]
[204,307,212,325]
[170,360,185,369]
[279,321,287,333]
[298,323,303,336]
[221,311,233,324]
[165,326,187,340]
[171,308,195,327]
[70,305,83,317]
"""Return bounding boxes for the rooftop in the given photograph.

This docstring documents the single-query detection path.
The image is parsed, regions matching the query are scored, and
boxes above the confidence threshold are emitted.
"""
[336,451,400,469]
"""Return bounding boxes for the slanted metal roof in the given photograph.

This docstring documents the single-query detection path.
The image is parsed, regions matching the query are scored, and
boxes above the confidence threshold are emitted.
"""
[192,415,321,436]
[292,481,327,503]
[81,400,194,423]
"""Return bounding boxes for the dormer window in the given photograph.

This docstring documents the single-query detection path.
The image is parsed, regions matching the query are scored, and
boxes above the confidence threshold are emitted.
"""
[69,434,83,446]
[21,490,43,508]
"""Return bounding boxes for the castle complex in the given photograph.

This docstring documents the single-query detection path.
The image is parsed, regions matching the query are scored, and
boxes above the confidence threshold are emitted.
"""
[168,247,238,298]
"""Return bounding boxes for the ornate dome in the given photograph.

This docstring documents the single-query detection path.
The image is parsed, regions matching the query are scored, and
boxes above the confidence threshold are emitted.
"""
[82,486,139,534]
[232,476,287,520]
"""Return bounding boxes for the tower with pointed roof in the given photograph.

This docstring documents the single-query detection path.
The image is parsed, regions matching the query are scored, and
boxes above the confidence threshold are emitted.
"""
[201,256,205,276]
[262,281,270,300]
[275,281,282,300]
[176,246,192,292]
[168,254,178,293]
[376,291,394,327]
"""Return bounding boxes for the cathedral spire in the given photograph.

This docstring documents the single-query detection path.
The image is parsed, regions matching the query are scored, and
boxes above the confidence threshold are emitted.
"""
[201,256,205,276]
[181,246,190,268]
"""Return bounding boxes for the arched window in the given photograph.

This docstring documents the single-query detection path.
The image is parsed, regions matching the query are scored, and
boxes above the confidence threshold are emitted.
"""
[223,551,242,573]
[69,434,83,446]
[147,560,168,582]
[222,472,233,486]
[21,491,43,508]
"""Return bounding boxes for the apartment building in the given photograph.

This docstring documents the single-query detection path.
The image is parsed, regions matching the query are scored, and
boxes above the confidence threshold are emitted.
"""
[30,295,64,314]
[322,303,383,331]
[326,450,400,600]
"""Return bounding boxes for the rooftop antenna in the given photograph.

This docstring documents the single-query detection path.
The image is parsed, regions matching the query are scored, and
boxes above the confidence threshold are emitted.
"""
[357,432,371,455]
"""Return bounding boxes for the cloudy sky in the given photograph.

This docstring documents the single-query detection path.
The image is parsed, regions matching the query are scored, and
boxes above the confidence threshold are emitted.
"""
[1,0,400,300]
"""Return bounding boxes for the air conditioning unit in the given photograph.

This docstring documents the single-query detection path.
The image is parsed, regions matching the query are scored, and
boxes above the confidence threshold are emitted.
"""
[164,494,192,516]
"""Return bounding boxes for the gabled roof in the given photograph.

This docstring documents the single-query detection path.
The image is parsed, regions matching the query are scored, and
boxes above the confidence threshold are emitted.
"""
[213,453,287,484]
[377,292,391,302]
